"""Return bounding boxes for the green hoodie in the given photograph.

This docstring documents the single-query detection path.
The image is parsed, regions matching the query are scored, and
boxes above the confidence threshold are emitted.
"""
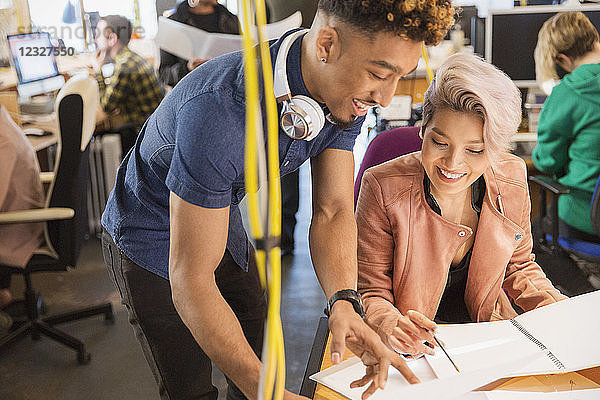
[533,63,600,234]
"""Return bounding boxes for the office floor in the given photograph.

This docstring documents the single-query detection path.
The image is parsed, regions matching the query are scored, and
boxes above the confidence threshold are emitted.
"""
[0,163,325,400]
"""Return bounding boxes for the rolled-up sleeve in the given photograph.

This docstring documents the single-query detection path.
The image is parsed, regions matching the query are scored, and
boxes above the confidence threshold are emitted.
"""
[356,170,403,340]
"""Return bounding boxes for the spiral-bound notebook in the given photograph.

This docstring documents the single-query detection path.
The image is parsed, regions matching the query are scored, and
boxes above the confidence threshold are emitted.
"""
[310,291,600,400]
[426,290,600,378]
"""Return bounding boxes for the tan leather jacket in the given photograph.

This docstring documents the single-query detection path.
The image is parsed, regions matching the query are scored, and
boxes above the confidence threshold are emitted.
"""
[356,152,566,342]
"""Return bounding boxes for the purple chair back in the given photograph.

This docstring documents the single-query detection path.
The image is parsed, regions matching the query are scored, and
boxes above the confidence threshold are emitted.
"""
[354,126,423,206]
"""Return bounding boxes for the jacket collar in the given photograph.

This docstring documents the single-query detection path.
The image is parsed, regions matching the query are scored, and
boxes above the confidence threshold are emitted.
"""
[414,157,526,322]
[422,174,485,216]
[413,154,524,233]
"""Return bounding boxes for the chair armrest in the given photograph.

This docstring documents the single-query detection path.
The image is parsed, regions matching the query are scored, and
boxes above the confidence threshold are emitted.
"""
[39,172,55,184]
[528,175,569,255]
[529,175,570,195]
[0,208,74,225]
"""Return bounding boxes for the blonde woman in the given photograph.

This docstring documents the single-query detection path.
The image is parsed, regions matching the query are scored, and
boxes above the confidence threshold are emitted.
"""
[356,53,566,357]
[533,12,600,240]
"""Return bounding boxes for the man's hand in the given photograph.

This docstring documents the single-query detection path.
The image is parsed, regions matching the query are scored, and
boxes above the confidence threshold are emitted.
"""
[94,48,107,71]
[187,58,209,71]
[329,302,419,400]
[388,310,437,357]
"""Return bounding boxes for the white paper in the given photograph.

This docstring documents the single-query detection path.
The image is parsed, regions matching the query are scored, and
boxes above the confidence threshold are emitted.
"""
[310,350,545,400]
[428,321,558,379]
[513,290,600,375]
[257,11,302,41]
[156,11,302,61]
[427,291,600,378]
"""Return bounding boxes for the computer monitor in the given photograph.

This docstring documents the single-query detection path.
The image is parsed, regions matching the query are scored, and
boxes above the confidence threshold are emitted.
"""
[486,4,600,87]
[7,32,65,99]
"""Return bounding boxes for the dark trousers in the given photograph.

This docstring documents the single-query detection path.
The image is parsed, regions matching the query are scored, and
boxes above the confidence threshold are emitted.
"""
[101,229,266,400]
[558,218,600,244]
[534,215,600,245]
[281,169,300,252]
[0,270,11,290]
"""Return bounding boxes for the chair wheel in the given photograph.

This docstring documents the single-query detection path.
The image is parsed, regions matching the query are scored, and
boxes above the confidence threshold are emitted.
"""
[78,352,91,365]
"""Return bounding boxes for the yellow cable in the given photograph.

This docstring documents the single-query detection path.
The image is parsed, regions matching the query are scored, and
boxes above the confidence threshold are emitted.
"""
[240,1,285,400]
[241,0,265,287]
[254,2,285,400]
[422,44,434,84]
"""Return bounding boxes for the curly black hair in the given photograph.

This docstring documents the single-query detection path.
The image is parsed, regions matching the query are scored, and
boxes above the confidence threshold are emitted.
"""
[317,0,455,46]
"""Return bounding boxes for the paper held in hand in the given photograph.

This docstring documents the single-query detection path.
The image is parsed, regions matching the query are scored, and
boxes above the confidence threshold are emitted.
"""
[311,290,600,400]
[156,11,303,61]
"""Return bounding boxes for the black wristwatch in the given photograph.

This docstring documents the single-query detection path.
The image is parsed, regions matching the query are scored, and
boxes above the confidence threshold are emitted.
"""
[324,289,365,319]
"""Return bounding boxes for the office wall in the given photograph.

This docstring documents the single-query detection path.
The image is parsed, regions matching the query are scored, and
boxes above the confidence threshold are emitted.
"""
[0,0,31,33]
[0,0,30,64]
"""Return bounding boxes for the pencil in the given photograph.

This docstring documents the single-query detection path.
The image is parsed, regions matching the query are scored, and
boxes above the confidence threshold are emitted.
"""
[433,335,460,373]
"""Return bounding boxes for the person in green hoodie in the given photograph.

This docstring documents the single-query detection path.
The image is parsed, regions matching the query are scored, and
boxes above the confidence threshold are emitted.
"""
[532,11,600,241]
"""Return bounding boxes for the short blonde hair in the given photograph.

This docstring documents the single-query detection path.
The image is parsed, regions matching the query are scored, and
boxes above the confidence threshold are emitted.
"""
[534,12,599,85]
[421,53,522,161]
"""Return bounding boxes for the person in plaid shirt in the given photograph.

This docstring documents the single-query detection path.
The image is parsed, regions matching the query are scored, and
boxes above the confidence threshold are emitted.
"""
[94,15,163,154]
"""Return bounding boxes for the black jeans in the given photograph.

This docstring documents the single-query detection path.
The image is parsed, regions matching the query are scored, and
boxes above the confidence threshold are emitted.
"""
[101,229,266,400]
[0,270,11,290]
[281,169,300,252]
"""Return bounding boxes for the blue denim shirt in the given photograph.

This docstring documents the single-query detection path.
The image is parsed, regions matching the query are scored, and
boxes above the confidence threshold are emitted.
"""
[101,30,364,279]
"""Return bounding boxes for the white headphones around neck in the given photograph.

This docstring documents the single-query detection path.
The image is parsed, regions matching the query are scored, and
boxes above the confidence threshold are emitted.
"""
[274,29,325,141]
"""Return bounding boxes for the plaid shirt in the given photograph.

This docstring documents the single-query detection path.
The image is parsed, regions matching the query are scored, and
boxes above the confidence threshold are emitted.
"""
[97,47,163,131]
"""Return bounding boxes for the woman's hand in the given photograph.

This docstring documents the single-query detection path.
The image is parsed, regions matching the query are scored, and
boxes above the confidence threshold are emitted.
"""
[388,310,437,356]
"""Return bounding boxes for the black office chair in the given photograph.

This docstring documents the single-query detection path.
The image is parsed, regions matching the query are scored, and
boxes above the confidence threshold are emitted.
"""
[0,75,114,364]
[530,174,600,296]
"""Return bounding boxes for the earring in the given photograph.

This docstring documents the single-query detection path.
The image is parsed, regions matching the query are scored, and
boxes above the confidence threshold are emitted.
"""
[320,57,326,63]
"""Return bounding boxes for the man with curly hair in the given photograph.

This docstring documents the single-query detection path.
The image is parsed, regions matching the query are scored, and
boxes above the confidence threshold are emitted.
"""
[101,1,454,399]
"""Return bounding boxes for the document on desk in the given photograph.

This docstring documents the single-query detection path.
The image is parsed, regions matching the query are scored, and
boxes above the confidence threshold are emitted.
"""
[311,349,545,400]
[311,290,600,400]
[156,11,302,61]
[427,290,600,378]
